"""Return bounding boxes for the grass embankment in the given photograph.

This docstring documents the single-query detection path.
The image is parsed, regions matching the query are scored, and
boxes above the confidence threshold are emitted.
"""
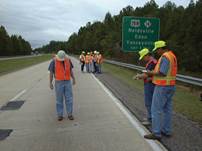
[0,54,52,76]
[102,63,202,125]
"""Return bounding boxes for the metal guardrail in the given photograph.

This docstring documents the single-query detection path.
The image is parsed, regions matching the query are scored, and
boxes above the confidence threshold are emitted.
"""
[105,60,202,87]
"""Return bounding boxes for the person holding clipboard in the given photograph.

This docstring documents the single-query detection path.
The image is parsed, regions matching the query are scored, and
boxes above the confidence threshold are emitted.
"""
[133,48,157,126]
[143,41,177,140]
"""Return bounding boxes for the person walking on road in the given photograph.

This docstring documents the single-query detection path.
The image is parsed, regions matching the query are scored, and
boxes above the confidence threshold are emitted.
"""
[79,51,85,72]
[96,52,103,74]
[144,41,177,140]
[133,48,157,126]
[85,52,91,73]
[48,50,76,121]
[93,51,98,73]
[89,51,94,73]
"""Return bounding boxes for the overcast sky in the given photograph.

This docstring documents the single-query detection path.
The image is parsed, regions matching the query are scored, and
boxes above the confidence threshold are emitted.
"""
[0,0,193,48]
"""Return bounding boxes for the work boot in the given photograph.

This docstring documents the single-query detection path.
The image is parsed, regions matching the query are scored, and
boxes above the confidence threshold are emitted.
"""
[161,131,172,138]
[68,115,74,120]
[144,134,161,141]
[142,118,151,126]
[57,116,63,121]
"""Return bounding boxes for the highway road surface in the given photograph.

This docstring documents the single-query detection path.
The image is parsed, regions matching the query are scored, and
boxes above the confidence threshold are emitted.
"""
[0,57,167,151]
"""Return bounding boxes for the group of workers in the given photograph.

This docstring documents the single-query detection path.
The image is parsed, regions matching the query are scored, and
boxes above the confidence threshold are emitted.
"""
[48,40,177,141]
[79,51,103,74]
[134,40,177,140]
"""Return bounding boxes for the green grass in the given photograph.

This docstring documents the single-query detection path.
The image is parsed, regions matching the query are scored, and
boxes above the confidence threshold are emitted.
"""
[103,63,144,90]
[103,63,202,125]
[0,54,52,76]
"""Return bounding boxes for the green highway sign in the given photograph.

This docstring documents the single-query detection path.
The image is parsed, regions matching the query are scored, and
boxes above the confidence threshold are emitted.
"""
[122,16,160,52]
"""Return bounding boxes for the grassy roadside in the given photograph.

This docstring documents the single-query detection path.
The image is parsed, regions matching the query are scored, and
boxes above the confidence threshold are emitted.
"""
[102,63,202,125]
[0,54,52,76]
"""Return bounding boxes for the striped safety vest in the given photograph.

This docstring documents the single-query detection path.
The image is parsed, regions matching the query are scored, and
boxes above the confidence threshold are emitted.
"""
[144,57,157,83]
[152,51,177,86]
[55,58,71,81]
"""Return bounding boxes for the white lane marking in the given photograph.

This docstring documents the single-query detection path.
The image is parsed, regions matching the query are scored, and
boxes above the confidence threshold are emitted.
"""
[10,89,27,101]
[92,75,167,151]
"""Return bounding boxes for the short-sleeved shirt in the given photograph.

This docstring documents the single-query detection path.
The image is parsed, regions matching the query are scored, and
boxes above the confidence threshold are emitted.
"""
[159,57,169,75]
[48,59,74,74]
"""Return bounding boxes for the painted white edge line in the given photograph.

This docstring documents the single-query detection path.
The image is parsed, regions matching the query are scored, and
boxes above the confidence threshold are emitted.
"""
[10,89,27,101]
[92,74,167,151]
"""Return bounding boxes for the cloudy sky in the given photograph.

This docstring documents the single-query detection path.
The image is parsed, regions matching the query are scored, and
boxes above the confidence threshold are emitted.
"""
[0,0,192,48]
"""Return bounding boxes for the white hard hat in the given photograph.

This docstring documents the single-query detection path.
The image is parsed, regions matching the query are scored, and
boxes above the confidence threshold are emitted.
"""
[56,50,67,61]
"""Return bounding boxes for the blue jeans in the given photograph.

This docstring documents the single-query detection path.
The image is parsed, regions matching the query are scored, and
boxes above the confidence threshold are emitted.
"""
[151,85,175,137]
[86,63,90,72]
[97,63,102,73]
[93,61,97,73]
[90,62,94,72]
[55,80,73,117]
[81,61,85,72]
[144,82,155,122]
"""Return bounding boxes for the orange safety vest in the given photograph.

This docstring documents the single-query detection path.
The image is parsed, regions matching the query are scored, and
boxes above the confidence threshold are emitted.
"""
[55,58,71,81]
[85,55,90,64]
[97,54,103,64]
[152,51,177,86]
[88,55,92,63]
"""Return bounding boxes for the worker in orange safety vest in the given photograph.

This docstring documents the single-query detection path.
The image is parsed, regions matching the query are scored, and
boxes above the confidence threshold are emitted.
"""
[96,52,103,74]
[143,40,177,140]
[133,48,157,126]
[85,52,91,73]
[79,51,85,72]
[48,50,76,121]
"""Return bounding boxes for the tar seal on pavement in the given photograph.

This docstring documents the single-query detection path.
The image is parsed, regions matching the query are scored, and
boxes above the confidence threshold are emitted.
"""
[0,100,25,110]
[0,129,13,140]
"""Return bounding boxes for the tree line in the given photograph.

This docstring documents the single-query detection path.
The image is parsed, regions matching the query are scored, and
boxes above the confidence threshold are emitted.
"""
[0,26,32,56]
[36,0,202,73]
[34,41,68,54]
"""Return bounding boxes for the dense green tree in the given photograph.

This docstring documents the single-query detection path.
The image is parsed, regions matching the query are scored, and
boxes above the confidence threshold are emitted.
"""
[0,26,32,56]
[0,26,13,56]
[36,0,202,73]
[10,35,20,55]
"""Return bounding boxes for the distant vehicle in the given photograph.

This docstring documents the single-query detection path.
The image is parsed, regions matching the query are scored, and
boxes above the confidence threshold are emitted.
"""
[31,51,39,55]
